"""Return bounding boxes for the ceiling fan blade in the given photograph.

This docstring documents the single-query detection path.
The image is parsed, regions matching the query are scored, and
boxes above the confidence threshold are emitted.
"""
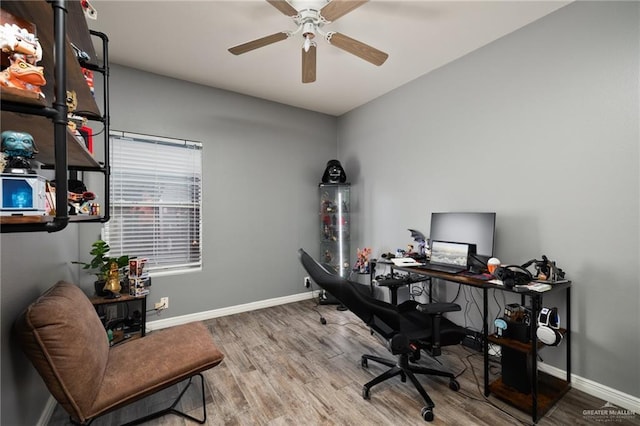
[302,45,317,83]
[321,0,368,22]
[327,32,388,66]
[228,32,289,55]
[266,0,298,17]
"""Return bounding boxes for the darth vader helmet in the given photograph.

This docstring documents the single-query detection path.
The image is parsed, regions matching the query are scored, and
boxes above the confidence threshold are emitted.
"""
[321,159,346,183]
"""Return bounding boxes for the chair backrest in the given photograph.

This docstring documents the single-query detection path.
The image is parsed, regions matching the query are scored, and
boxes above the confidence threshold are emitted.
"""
[298,248,400,333]
[14,281,109,421]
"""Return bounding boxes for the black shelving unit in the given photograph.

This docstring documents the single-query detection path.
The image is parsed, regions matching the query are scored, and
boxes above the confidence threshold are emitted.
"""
[0,0,110,232]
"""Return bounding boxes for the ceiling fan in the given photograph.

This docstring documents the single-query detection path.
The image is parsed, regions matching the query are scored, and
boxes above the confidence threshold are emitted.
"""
[228,0,389,83]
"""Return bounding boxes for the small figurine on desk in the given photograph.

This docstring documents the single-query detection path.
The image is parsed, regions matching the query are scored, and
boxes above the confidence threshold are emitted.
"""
[353,247,372,273]
[408,229,427,259]
[103,261,122,296]
[521,255,566,282]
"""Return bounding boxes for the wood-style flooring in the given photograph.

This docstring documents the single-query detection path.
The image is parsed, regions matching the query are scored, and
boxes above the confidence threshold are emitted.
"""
[48,299,640,425]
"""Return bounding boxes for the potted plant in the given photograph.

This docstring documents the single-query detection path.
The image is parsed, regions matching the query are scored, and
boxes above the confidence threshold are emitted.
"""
[73,239,129,296]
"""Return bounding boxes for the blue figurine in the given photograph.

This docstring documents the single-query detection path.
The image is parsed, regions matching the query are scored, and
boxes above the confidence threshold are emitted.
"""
[1,130,38,172]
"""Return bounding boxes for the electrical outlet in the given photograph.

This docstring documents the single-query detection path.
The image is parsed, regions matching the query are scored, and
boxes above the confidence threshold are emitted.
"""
[154,297,169,310]
[304,276,311,289]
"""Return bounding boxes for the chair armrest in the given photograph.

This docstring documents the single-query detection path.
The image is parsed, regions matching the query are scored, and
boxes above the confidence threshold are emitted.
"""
[416,302,461,356]
[377,278,408,289]
[416,302,461,315]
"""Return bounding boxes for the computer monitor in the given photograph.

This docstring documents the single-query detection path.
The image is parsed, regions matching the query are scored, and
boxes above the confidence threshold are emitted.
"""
[429,212,496,259]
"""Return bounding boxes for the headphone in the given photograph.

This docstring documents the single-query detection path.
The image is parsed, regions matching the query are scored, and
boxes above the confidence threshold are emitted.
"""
[494,318,508,338]
[494,265,533,288]
[536,307,562,346]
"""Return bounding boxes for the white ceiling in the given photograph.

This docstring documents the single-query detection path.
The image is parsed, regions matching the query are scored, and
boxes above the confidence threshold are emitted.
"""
[87,0,570,116]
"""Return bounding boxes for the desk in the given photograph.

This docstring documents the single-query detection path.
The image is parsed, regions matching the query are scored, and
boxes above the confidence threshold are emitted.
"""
[390,264,571,424]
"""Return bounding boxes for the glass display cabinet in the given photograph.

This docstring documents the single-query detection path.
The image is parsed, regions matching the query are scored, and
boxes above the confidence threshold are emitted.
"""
[319,183,350,278]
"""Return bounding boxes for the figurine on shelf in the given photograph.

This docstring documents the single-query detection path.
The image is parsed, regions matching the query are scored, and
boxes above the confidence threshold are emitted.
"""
[67,179,96,215]
[321,198,336,214]
[1,130,38,173]
[321,159,347,183]
[0,152,7,173]
[0,22,43,64]
[81,67,95,97]
[0,55,46,98]
[66,90,87,132]
[49,178,97,215]
[322,223,336,241]
[1,20,46,99]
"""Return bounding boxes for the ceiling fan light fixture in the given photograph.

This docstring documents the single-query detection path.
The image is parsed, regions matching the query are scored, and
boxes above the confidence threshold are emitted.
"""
[302,22,316,37]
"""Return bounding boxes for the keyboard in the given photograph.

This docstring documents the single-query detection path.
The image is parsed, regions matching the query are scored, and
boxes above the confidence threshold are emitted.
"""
[422,262,468,274]
[390,258,425,267]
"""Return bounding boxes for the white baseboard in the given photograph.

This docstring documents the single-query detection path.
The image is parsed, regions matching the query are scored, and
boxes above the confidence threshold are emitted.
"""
[538,362,640,414]
[37,396,57,426]
[146,290,319,331]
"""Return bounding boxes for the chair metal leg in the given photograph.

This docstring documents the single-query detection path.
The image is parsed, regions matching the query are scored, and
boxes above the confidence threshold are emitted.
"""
[122,374,207,426]
[72,374,208,426]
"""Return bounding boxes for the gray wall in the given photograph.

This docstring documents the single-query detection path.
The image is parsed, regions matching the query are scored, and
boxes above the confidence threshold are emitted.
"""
[339,1,639,397]
[79,64,337,316]
[1,230,80,426]
[1,66,336,425]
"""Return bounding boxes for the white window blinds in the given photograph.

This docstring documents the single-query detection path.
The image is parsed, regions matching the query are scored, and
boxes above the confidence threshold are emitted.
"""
[103,131,202,274]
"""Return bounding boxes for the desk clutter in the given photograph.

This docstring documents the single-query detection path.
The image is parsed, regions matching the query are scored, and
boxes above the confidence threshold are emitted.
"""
[307,209,573,423]
[374,225,569,288]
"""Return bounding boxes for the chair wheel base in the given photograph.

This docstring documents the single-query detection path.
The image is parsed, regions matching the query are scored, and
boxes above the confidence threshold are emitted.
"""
[421,406,434,422]
[362,386,371,400]
[449,379,460,391]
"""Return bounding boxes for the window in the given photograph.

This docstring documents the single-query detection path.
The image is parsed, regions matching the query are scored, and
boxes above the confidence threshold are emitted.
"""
[103,131,202,274]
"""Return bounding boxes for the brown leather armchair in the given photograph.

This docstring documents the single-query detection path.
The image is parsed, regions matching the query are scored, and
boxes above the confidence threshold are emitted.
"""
[14,281,224,425]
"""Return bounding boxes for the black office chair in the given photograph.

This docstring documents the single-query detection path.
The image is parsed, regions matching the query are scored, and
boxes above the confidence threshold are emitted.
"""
[298,249,467,422]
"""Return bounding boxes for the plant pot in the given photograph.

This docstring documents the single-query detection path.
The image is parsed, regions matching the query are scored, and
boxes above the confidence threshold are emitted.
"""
[94,280,109,297]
